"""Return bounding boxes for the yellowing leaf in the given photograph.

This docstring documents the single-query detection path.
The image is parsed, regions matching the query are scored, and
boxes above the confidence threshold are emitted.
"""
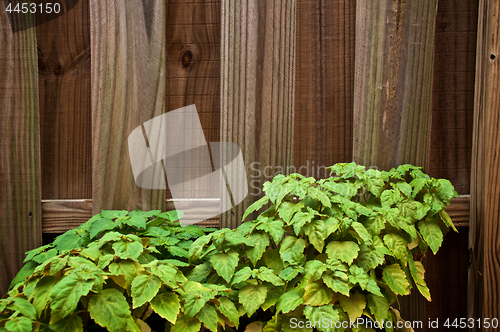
[382,264,410,295]
[338,292,366,320]
[238,284,268,316]
[303,280,333,306]
[196,305,218,332]
[170,313,201,332]
[277,292,303,314]
[88,288,131,332]
[211,251,239,283]
[150,293,180,324]
[131,274,161,309]
[280,236,306,266]
[325,241,359,265]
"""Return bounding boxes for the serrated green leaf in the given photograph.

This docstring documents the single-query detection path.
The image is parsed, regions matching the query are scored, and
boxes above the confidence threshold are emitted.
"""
[367,294,389,323]
[356,244,385,272]
[6,297,36,320]
[277,292,303,314]
[255,267,284,286]
[150,264,178,288]
[435,179,458,205]
[408,259,431,301]
[24,244,54,263]
[304,219,327,252]
[9,261,38,289]
[280,236,306,266]
[303,305,339,332]
[150,293,180,324]
[186,261,212,283]
[325,241,359,265]
[157,210,183,222]
[32,276,60,313]
[131,274,161,308]
[418,218,443,254]
[304,260,326,281]
[33,249,59,264]
[308,187,332,209]
[108,261,142,290]
[246,233,270,266]
[256,219,285,244]
[322,274,350,296]
[383,233,408,265]
[262,249,284,274]
[88,288,131,332]
[364,169,384,197]
[5,316,32,332]
[216,297,239,328]
[211,251,239,283]
[351,222,372,244]
[170,313,201,332]
[112,239,143,260]
[238,284,268,316]
[303,280,333,306]
[439,210,457,232]
[279,266,304,281]
[49,274,94,323]
[382,264,410,295]
[243,196,270,221]
[339,293,366,320]
[184,291,212,319]
[278,201,304,224]
[88,218,116,239]
[230,266,252,285]
[49,314,83,332]
[196,305,218,332]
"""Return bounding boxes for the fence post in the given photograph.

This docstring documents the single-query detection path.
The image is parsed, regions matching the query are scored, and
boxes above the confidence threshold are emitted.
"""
[353,0,438,325]
[0,8,41,294]
[90,0,167,213]
[468,1,500,330]
[220,0,297,228]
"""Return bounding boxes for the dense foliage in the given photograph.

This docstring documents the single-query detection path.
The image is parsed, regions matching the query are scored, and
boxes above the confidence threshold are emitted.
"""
[1,163,458,332]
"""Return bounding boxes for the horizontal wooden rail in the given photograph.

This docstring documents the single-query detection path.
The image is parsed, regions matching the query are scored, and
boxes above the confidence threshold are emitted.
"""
[41,196,469,233]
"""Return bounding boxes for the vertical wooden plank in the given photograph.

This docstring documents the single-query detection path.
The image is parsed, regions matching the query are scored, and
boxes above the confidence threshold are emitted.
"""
[220,0,297,228]
[37,0,92,200]
[353,0,438,326]
[429,0,478,195]
[165,0,221,145]
[294,0,356,173]
[469,0,500,329]
[90,0,167,213]
[0,7,41,293]
[354,0,437,171]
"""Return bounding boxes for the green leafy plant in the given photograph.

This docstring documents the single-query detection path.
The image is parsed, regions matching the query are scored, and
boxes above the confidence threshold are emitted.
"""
[1,163,458,332]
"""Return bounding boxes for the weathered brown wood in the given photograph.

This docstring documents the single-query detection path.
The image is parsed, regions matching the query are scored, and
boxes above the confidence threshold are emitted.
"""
[0,9,42,294]
[429,0,478,195]
[42,200,93,233]
[165,0,220,146]
[37,0,92,199]
[90,0,167,213]
[445,195,470,226]
[294,0,356,172]
[353,0,437,171]
[469,0,500,329]
[220,0,297,228]
[353,0,438,327]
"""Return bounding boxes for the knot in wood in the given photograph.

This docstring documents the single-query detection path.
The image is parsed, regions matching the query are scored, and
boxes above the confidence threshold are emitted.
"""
[182,50,193,68]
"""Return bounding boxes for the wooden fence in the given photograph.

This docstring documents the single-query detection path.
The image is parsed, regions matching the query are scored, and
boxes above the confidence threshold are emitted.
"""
[0,0,498,330]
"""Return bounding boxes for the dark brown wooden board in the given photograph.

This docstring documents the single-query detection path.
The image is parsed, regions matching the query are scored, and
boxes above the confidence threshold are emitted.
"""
[37,0,92,200]
[428,0,478,195]
[294,0,355,173]
[0,9,42,294]
[469,0,500,330]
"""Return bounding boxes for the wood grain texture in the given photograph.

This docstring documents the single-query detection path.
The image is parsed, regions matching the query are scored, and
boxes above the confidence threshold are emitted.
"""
[293,0,355,172]
[220,0,297,228]
[428,0,478,195]
[41,199,93,233]
[90,0,167,213]
[353,0,437,326]
[353,0,437,171]
[37,0,92,199]
[0,8,42,294]
[469,0,500,329]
